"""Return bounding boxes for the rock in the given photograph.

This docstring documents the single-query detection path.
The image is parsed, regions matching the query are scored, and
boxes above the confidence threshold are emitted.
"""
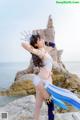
[0,95,80,120]
[52,70,80,92]
[0,70,80,98]
[0,80,36,96]
[15,74,35,81]
[0,95,48,120]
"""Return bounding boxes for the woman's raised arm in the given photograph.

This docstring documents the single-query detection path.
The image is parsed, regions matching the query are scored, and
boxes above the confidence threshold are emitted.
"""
[21,42,44,58]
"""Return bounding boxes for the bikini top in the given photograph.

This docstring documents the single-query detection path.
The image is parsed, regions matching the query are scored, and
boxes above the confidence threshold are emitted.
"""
[42,52,53,71]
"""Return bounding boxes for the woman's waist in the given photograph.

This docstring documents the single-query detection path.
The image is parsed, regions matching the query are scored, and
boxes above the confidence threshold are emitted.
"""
[38,67,52,79]
[40,67,52,74]
[40,66,52,71]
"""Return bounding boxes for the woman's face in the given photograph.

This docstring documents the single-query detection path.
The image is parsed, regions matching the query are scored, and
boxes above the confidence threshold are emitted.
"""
[35,38,45,48]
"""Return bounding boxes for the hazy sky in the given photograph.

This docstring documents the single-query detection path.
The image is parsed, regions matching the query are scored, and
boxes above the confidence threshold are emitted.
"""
[0,0,80,62]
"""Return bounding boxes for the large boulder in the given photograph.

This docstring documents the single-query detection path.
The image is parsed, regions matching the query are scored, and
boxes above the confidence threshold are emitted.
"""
[0,95,80,120]
[0,69,80,97]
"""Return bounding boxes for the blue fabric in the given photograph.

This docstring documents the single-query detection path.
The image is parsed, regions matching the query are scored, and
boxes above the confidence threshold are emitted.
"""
[45,41,55,48]
[45,83,80,110]
[49,42,55,48]
[51,96,68,110]
[46,95,67,120]
[47,99,54,120]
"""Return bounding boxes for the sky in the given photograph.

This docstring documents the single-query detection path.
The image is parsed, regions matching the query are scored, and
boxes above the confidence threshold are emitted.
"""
[0,0,80,62]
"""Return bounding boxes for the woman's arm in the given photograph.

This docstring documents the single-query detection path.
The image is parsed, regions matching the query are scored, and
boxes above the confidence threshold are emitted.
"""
[21,41,44,58]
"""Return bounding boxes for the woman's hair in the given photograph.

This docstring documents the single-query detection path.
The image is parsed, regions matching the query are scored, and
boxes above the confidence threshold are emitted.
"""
[30,34,44,67]
[30,34,40,49]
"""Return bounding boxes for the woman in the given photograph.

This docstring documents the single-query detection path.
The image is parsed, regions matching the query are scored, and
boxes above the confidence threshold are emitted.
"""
[22,34,55,120]
[21,33,80,120]
[31,36,55,120]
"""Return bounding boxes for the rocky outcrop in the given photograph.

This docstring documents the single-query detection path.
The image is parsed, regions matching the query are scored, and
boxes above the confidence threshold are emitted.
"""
[52,70,80,92]
[0,70,80,96]
[0,68,80,113]
[0,95,80,120]
[0,80,35,96]
[0,95,48,120]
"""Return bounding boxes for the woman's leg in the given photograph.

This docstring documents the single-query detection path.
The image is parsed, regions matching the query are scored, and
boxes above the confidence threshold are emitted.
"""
[34,90,44,120]
[38,80,54,120]
[35,81,54,120]
[36,80,50,99]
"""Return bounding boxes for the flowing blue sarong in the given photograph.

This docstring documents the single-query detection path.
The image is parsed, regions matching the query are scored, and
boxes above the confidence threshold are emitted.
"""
[51,95,68,110]
[44,81,80,110]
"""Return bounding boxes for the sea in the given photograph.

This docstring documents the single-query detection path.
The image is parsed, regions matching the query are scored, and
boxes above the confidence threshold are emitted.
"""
[0,61,80,107]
